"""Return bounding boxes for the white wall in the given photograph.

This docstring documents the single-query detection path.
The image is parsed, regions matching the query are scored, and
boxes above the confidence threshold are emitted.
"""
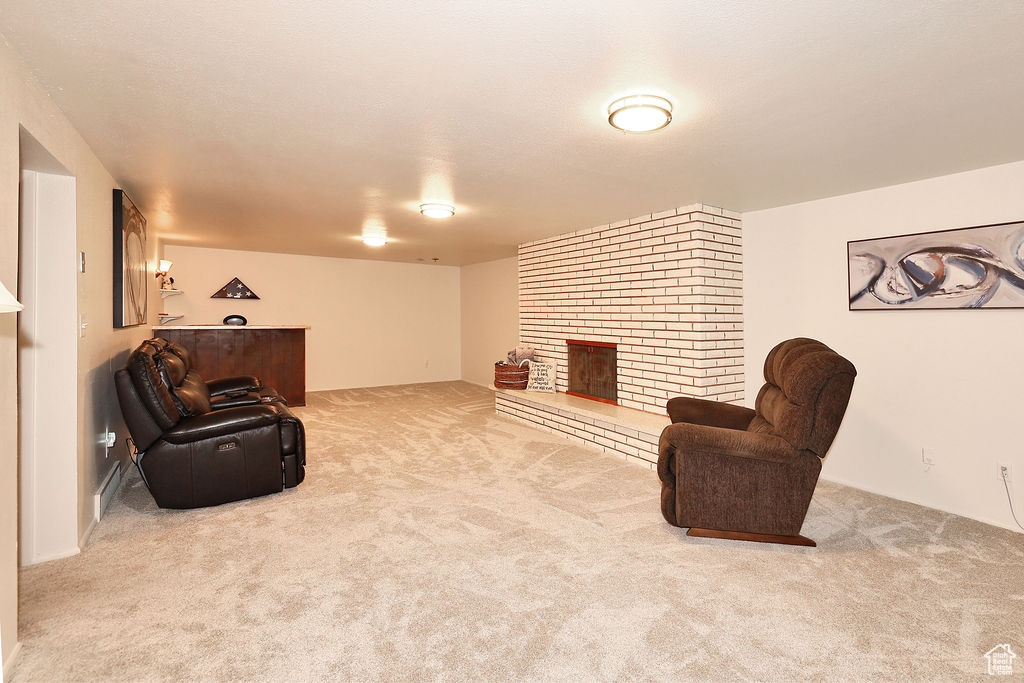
[0,34,160,670]
[162,245,461,390]
[459,257,519,387]
[744,160,1024,532]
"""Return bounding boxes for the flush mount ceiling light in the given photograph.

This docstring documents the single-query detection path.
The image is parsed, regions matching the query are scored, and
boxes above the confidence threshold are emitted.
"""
[419,202,455,219]
[361,218,388,247]
[607,94,673,133]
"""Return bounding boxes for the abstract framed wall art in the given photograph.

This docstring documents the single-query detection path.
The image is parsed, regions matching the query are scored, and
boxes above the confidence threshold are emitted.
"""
[113,189,148,327]
[848,220,1024,310]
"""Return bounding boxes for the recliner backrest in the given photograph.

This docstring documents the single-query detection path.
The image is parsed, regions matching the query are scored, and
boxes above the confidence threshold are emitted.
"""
[747,338,857,457]
[115,367,164,452]
[125,339,181,430]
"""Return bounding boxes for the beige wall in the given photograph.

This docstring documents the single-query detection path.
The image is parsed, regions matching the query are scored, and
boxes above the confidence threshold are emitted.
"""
[459,257,519,387]
[744,160,1024,532]
[162,245,462,390]
[0,34,160,669]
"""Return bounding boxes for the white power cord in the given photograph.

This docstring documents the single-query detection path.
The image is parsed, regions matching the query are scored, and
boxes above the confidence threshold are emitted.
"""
[1001,468,1024,533]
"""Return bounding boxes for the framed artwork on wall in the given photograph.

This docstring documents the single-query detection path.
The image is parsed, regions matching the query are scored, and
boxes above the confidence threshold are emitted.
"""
[113,189,148,327]
[848,220,1024,310]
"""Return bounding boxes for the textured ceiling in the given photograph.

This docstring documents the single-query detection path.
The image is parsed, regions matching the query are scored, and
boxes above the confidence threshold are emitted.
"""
[2,1,1024,265]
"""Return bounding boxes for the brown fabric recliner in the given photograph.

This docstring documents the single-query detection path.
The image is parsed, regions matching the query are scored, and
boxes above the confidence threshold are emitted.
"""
[657,337,856,546]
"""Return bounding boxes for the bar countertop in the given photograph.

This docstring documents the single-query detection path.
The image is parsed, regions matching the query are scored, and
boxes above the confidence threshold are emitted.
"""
[153,325,311,330]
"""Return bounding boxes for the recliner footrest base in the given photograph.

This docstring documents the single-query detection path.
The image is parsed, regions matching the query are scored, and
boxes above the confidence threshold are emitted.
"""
[686,527,816,547]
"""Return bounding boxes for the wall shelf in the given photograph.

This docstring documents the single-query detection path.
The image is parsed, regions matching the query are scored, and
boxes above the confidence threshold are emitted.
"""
[160,289,183,298]
[157,314,183,325]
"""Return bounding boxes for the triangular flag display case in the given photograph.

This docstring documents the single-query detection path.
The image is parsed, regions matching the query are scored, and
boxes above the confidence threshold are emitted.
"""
[211,277,260,300]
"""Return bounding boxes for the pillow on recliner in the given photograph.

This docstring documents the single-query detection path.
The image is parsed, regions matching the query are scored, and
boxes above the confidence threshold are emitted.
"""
[163,340,193,370]
[176,371,212,416]
[157,350,187,385]
[155,354,211,417]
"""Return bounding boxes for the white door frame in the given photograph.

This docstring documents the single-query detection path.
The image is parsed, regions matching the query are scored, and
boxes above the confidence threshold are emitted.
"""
[18,147,79,566]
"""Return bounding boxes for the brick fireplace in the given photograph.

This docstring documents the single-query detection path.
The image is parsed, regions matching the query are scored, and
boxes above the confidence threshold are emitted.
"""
[495,203,743,468]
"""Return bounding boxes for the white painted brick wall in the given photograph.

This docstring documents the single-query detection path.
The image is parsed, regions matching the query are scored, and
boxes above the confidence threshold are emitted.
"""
[516,203,743,415]
[495,393,660,469]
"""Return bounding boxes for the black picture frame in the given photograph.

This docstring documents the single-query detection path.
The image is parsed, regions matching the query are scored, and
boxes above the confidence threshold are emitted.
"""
[113,189,148,327]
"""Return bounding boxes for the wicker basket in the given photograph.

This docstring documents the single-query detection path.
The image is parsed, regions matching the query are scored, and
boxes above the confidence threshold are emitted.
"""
[494,362,529,390]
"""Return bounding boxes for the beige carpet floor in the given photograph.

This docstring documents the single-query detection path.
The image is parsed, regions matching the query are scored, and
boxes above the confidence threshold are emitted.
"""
[10,381,1024,682]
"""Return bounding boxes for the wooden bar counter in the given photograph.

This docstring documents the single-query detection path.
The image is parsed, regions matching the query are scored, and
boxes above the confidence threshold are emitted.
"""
[154,325,309,406]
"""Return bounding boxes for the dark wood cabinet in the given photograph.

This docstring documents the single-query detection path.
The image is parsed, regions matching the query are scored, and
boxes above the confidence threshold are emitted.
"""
[155,326,308,406]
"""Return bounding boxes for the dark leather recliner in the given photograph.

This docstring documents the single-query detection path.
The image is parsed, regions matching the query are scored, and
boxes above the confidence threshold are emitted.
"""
[115,338,305,509]
[658,338,856,546]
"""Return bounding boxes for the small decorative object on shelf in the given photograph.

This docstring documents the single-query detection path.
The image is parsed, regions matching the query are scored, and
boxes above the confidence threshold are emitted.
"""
[223,314,247,326]
[494,346,535,390]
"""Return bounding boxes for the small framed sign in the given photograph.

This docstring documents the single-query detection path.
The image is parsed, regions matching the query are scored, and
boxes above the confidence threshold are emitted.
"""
[527,362,556,393]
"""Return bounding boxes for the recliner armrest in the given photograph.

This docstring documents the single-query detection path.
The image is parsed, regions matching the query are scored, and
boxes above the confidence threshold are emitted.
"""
[207,375,263,397]
[210,392,262,410]
[660,422,795,464]
[657,422,798,488]
[666,396,756,430]
[161,405,280,444]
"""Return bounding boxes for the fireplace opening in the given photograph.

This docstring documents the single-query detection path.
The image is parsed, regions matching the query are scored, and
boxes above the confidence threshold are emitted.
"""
[566,340,617,404]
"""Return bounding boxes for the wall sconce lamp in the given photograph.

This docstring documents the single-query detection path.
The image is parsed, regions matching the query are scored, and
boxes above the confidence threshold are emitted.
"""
[155,259,174,290]
[0,279,24,313]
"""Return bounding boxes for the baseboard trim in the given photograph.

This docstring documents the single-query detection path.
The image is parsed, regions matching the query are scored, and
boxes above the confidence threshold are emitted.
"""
[79,513,97,548]
[94,462,121,519]
[81,462,122,548]
[3,640,22,682]
[820,473,1024,535]
[26,546,80,566]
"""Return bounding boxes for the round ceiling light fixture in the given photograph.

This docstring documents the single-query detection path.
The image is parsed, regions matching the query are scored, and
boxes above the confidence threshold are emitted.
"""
[361,233,387,247]
[607,94,673,133]
[419,202,455,219]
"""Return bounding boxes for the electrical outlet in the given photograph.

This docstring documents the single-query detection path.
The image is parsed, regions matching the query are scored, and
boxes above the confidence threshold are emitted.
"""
[998,462,1013,483]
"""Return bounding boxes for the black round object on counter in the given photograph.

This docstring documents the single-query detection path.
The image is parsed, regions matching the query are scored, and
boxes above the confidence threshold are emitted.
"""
[223,315,248,326]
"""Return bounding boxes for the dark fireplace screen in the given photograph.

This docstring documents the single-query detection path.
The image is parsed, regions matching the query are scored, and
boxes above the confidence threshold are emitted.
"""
[566,340,617,404]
